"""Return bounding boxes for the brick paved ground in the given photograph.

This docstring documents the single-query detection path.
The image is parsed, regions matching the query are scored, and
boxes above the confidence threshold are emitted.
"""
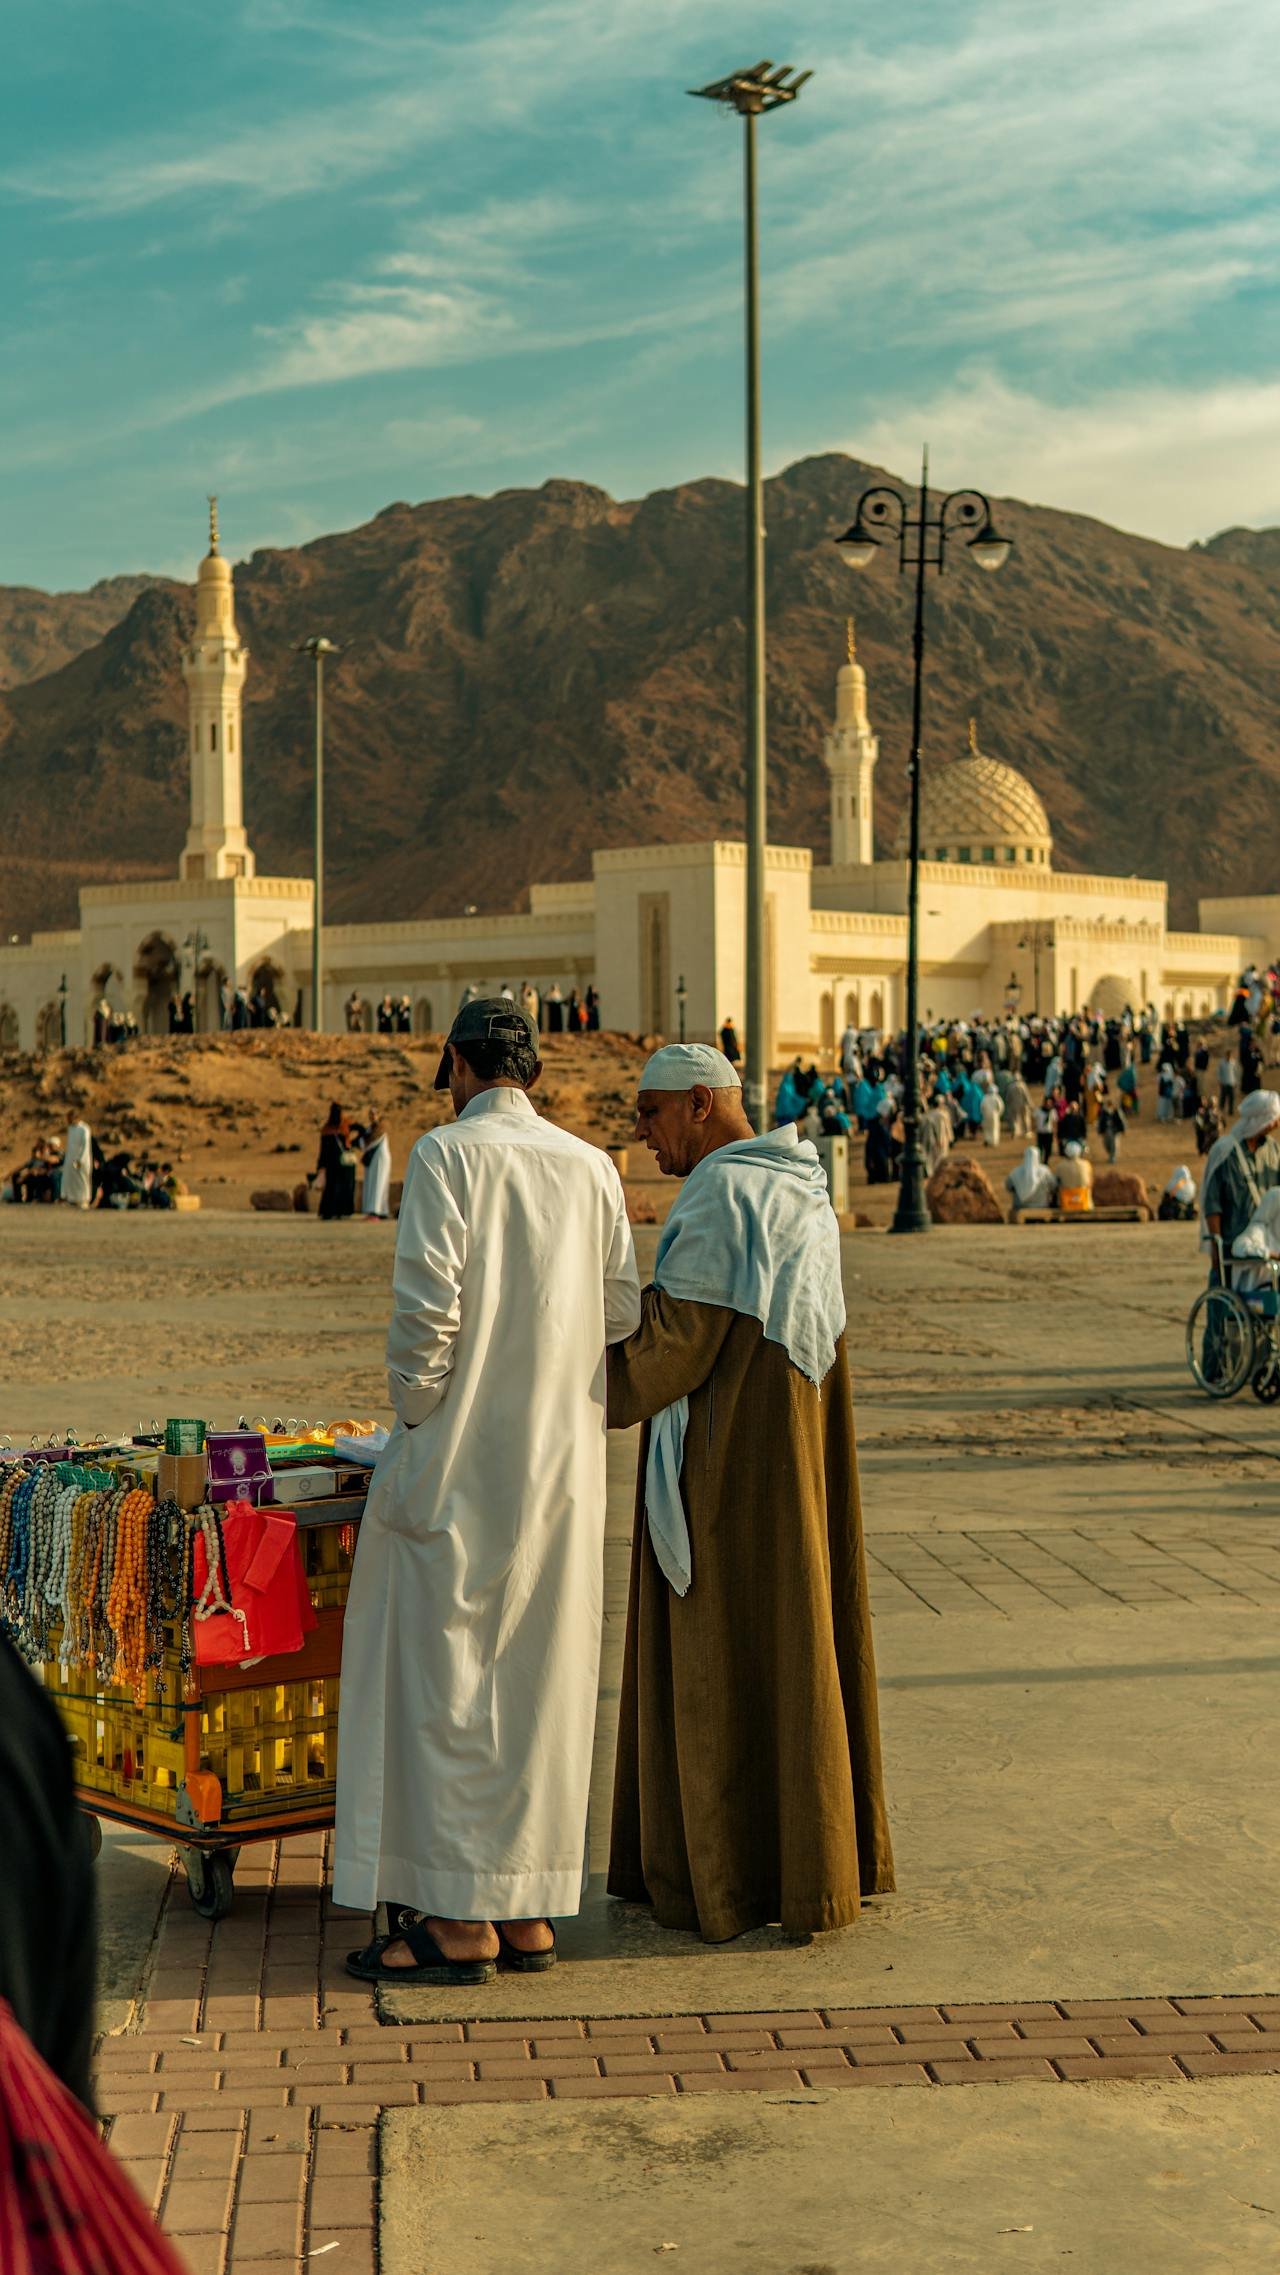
[867,1524,1280,1612]
[95,1835,1280,2275]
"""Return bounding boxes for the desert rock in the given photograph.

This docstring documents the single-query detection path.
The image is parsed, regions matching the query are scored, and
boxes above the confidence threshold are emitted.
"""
[926,1155,1005,1225]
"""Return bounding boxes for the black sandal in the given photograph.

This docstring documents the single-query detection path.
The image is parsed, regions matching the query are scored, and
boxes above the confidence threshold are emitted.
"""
[346,1918,497,1985]
[496,1921,557,1973]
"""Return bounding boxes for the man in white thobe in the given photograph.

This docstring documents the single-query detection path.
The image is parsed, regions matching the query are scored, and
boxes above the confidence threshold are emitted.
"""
[335,997,640,1985]
[61,1116,92,1209]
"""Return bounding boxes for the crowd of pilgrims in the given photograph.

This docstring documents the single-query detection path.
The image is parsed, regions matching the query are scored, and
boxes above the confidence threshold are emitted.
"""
[770,970,1280,1198]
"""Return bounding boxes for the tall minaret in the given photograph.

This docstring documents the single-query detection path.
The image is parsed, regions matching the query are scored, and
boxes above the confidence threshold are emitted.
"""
[179,497,254,881]
[822,617,878,866]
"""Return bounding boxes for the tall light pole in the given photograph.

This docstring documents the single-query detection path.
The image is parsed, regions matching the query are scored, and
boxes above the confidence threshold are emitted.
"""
[691,60,810,1131]
[297,637,341,1032]
[836,450,1012,1233]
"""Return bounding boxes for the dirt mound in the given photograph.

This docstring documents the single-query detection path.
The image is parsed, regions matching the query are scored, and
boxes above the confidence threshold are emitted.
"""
[926,1155,1005,1225]
[0,1029,652,1210]
[1093,1168,1153,1217]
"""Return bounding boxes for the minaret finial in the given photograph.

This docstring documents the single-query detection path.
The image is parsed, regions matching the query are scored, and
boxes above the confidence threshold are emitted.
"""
[845,615,856,664]
[967,715,979,755]
[208,494,219,554]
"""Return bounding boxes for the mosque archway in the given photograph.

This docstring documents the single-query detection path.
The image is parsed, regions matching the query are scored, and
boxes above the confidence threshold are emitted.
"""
[845,990,860,1030]
[413,997,435,1036]
[135,933,180,1036]
[0,1002,18,1050]
[868,987,884,1034]
[34,1001,62,1053]
[819,992,835,1053]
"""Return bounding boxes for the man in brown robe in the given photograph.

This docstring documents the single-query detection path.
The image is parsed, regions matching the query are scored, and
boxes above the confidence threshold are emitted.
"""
[606,1044,894,1943]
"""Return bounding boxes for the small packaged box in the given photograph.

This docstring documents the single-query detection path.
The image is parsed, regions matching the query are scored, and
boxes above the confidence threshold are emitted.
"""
[157,1451,210,1510]
[165,1418,206,1457]
[206,1429,276,1507]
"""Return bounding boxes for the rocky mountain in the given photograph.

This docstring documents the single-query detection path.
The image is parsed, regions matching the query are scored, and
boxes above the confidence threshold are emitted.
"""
[0,574,158,690]
[0,457,1277,940]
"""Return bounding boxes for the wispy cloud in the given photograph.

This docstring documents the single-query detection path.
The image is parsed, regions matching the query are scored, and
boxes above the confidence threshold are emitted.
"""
[851,370,1280,546]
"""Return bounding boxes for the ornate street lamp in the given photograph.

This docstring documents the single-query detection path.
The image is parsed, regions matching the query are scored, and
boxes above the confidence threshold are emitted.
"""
[297,636,341,1032]
[690,60,810,1131]
[676,973,688,1044]
[836,449,1013,1233]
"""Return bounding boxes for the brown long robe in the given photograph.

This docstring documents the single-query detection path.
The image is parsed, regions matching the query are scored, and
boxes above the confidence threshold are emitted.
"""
[606,1290,895,1942]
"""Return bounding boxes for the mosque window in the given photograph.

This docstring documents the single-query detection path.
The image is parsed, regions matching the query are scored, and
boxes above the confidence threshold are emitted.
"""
[982,846,995,863]
[957,847,971,863]
[1004,848,1016,863]
[210,722,218,751]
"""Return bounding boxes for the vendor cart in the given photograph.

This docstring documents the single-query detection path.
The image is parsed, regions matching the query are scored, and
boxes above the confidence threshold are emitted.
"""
[43,1486,364,1920]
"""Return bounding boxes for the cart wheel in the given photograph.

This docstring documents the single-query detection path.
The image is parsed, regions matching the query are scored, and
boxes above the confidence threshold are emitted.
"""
[1252,1358,1280,1403]
[184,1847,236,1921]
[83,1813,102,1860]
[1186,1285,1257,1398]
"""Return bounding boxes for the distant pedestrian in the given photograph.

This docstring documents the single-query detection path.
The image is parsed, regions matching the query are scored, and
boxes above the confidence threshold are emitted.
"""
[1218,1053,1238,1117]
[61,1114,92,1209]
[1097,1098,1125,1163]
[719,1017,741,1065]
[346,991,365,1033]
[545,984,564,1034]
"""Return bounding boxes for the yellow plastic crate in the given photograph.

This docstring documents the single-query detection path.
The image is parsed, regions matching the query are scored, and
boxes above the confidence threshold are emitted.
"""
[43,1505,356,1829]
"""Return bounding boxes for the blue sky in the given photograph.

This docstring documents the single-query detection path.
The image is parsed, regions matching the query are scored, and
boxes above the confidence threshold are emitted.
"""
[1,0,1277,589]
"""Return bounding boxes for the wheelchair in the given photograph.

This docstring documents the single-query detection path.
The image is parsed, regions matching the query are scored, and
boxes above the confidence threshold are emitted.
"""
[1185,1241,1280,1401]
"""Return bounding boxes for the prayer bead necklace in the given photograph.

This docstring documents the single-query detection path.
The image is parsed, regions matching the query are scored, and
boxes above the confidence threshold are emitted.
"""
[106,1489,154,1702]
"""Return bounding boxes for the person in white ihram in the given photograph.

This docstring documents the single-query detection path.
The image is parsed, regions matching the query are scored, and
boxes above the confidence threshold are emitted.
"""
[61,1114,93,1209]
[334,997,640,1983]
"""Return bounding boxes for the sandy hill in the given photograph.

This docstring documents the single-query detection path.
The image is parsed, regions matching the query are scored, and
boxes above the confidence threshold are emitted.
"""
[0,1029,650,1210]
[1,459,1278,941]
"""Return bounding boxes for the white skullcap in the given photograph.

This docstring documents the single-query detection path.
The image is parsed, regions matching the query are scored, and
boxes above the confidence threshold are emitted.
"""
[638,1043,742,1093]
[1237,1089,1280,1137]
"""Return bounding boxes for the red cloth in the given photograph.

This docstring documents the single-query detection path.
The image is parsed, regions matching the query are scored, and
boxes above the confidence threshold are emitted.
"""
[191,1502,317,1667]
[0,2000,188,2274]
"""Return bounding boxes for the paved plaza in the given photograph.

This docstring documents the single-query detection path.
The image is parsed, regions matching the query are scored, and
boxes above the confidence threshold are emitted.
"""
[4,1210,1279,2270]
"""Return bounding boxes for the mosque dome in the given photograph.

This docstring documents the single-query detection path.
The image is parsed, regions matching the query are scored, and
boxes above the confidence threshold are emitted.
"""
[895,720,1053,868]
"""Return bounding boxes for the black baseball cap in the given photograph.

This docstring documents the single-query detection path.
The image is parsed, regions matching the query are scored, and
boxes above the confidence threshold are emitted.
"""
[434,997,539,1088]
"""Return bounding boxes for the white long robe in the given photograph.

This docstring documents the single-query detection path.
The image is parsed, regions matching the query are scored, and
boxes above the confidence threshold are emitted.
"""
[61,1122,92,1208]
[361,1135,392,1218]
[333,1085,641,1920]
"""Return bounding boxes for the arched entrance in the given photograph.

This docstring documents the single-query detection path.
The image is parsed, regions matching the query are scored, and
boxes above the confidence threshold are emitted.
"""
[819,991,835,1053]
[868,987,884,1034]
[35,1001,62,1053]
[250,960,284,1025]
[0,1002,18,1049]
[134,933,180,1036]
[413,997,435,1035]
[845,990,860,1030]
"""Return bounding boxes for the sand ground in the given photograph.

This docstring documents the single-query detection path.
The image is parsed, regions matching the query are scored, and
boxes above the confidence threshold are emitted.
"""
[6,1174,1279,2271]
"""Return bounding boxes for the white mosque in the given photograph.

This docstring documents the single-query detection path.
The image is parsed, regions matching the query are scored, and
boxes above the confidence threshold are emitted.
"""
[0,511,1271,1056]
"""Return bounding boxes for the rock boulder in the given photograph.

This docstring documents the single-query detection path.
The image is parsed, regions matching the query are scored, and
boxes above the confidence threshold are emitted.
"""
[926,1155,1004,1225]
[1092,1168,1152,1217]
[250,1188,292,1213]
